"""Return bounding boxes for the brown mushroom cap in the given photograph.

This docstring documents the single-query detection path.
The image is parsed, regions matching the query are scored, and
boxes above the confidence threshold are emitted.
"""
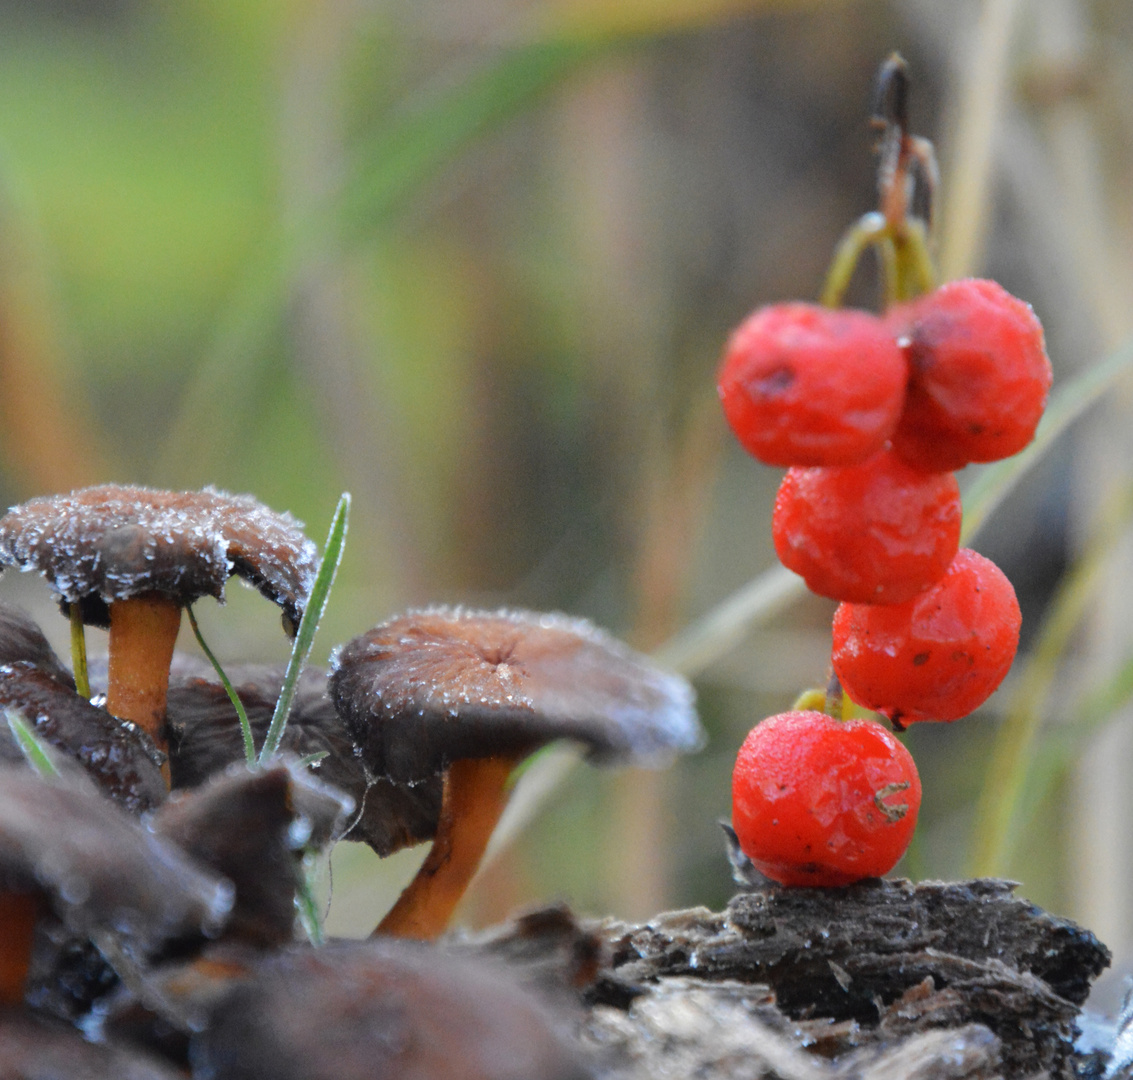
[164,662,443,857]
[0,663,166,814]
[0,1011,185,1080]
[329,606,703,785]
[0,601,74,684]
[0,768,232,951]
[0,484,318,631]
[192,938,592,1080]
[153,762,353,947]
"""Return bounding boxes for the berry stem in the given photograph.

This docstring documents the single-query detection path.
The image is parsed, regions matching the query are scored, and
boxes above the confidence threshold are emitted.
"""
[824,672,844,720]
[819,212,887,308]
[820,55,938,311]
[889,217,936,304]
[791,687,827,712]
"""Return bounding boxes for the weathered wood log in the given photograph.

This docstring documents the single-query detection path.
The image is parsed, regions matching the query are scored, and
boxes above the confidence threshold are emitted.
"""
[462,879,1110,1078]
[582,878,1110,1079]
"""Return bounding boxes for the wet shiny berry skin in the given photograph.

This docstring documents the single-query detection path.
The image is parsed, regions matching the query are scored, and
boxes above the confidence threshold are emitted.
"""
[887,279,1052,472]
[717,303,907,467]
[772,451,962,605]
[831,548,1022,724]
[731,710,921,887]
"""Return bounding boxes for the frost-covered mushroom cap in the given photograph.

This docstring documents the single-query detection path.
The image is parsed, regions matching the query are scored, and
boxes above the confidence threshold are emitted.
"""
[0,485,318,631]
[329,606,703,784]
[0,664,167,814]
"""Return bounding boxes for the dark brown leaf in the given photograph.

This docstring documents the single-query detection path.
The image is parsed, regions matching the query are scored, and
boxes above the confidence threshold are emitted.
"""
[0,663,166,813]
[0,767,231,952]
[0,1009,184,1079]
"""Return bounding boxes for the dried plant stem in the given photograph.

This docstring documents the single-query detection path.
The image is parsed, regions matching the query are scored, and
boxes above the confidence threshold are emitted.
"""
[937,0,1026,280]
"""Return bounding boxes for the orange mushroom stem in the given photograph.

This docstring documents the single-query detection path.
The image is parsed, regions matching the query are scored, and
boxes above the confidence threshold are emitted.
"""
[376,756,517,941]
[0,889,42,1005]
[105,593,182,778]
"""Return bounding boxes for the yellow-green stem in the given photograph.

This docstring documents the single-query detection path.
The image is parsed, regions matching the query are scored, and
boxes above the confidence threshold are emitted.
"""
[69,602,90,699]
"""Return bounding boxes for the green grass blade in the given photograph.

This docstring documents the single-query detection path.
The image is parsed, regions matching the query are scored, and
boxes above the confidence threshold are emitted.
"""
[339,40,601,241]
[5,708,61,778]
[962,334,1133,543]
[969,482,1133,876]
[967,526,1111,876]
[652,564,803,678]
[295,852,326,947]
[259,493,350,766]
[296,751,329,769]
[188,605,256,766]
[1012,647,1133,839]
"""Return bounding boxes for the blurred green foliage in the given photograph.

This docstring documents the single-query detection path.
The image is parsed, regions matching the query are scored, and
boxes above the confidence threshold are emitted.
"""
[1,0,1133,955]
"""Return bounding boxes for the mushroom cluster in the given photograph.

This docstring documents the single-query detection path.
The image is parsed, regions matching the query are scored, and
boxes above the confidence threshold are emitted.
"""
[0,483,704,1077]
[0,484,318,772]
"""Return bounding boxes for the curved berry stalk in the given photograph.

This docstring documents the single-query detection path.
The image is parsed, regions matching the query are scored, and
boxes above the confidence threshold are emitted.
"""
[821,54,937,311]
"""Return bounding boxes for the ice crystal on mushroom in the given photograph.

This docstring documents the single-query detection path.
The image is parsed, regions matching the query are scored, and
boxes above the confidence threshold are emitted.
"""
[330,605,703,784]
[0,485,318,629]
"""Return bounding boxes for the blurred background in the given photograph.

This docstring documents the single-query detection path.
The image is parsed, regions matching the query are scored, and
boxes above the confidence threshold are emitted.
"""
[0,0,1131,989]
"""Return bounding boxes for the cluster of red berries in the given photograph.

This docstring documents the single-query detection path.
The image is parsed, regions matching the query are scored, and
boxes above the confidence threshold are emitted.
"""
[720,277,1052,887]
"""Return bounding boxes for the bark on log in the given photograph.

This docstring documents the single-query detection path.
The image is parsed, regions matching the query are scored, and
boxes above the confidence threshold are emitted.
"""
[467,878,1111,1079]
[584,878,1110,1079]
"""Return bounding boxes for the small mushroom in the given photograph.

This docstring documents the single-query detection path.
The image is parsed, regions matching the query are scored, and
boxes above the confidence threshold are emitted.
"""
[0,662,167,813]
[152,761,353,947]
[191,937,593,1080]
[164,662,443,857]
[0,766,232,1005]
[329,606,702,940]
[0,603,166,811]
[0,600,75,684]
[0,485,318,769]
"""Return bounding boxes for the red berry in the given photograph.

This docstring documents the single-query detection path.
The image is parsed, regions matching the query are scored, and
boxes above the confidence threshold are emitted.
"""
[731,710,921,887]
[887,279,1052,472]
[772,451,962,604]
[717,303,907,467]
[831,548,1021,724]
